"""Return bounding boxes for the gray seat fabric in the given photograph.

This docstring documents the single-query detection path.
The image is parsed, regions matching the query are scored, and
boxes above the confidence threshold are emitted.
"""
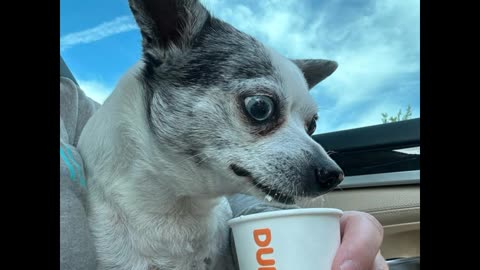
[60,76,98,270]
[60,56,78,86]
[60,54,101,270]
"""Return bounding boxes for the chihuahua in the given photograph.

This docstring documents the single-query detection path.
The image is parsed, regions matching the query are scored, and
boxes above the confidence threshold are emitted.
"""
[77,0,344,269]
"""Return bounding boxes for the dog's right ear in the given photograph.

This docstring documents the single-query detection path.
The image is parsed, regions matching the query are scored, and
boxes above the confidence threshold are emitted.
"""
[129,0,209,54]
[292,59,338,90]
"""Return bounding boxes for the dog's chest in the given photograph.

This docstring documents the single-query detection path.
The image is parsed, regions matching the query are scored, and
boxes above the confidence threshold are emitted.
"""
[144,229,225,270]
[147,255,216,270]
[141,201,233,270]
[91,196,234,270]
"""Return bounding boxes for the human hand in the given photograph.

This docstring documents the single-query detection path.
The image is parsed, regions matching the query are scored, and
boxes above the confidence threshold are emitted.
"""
[332,211,389,270]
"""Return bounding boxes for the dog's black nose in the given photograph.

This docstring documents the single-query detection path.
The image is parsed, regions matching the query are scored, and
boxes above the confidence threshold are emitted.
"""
[314,167,344,191]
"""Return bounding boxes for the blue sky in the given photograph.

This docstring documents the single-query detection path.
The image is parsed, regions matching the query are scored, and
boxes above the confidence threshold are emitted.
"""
[60,0,419,133]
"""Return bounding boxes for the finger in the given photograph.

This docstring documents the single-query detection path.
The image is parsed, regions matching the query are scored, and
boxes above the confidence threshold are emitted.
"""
[332,211,384,270]
[373,251,389,270]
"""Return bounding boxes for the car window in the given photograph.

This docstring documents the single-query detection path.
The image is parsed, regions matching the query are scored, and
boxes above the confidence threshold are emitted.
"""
[60,0,419,134]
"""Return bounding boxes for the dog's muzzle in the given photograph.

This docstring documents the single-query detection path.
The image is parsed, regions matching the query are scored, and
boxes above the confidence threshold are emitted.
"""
[230,159,344,204]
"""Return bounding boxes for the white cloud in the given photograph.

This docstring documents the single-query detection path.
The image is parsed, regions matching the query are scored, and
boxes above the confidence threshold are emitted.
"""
[60,16,138,52]
[77,79,113,104]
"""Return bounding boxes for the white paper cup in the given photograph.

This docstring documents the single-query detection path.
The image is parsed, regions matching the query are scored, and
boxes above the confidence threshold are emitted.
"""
[228,208,343,270]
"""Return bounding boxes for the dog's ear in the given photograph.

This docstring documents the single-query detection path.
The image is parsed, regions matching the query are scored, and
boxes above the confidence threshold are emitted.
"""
[128,0,209,53]
[292,59,338,90]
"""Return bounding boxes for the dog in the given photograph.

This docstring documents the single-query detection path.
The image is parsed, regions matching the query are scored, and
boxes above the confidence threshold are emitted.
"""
[77,0,344,269]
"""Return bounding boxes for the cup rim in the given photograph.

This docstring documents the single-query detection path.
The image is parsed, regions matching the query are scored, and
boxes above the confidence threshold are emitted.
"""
[228,208,343,227]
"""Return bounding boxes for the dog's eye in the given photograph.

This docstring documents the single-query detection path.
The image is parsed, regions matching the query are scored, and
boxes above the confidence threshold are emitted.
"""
[244,96,274,122]
[307,117,317,136]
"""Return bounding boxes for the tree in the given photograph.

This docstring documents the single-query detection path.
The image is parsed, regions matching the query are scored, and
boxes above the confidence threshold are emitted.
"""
[381,105,413,123]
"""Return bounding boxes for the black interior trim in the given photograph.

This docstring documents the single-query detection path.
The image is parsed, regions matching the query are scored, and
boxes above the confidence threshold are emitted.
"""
[313,118,420,152]
[313,119,420,177]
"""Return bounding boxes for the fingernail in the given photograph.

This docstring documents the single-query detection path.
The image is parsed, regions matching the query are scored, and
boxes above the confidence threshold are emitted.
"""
[340,260,357,270]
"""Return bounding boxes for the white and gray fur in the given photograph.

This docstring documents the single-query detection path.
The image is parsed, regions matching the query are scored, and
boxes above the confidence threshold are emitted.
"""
[77,0,342,269]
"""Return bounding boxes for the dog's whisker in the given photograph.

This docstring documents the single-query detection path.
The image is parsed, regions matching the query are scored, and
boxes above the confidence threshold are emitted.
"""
[305,198,316,208]
[242,177,273,201]
[178,152,207,164]
[294,184,298,202]
[326,150,337,156]
[194,155,209,166]
[174,154,211,179]
[241,176,264,193]
[241,179,261,195]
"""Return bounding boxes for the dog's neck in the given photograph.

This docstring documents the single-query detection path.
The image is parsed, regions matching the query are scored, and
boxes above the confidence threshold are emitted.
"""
[118,159,224,221]
[118,172,223,226]
[84,62,225,222]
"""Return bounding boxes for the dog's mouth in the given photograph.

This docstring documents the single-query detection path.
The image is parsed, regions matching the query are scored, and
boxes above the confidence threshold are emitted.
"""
[230,164,295,205]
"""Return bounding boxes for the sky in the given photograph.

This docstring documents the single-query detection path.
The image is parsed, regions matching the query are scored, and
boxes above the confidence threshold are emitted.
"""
[60,0,419,134]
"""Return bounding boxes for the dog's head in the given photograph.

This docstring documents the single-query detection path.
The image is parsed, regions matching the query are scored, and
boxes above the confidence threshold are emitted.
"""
[129,0,343,204]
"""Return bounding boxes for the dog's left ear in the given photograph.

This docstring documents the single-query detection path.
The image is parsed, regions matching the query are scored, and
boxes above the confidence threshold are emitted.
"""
[292,59,338,90]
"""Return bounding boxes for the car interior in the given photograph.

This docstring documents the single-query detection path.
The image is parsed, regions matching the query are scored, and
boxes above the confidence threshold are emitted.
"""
[308,119,420,269]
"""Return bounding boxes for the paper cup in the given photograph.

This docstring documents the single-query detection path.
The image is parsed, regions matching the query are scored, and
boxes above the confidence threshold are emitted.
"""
[228,208,343,270]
